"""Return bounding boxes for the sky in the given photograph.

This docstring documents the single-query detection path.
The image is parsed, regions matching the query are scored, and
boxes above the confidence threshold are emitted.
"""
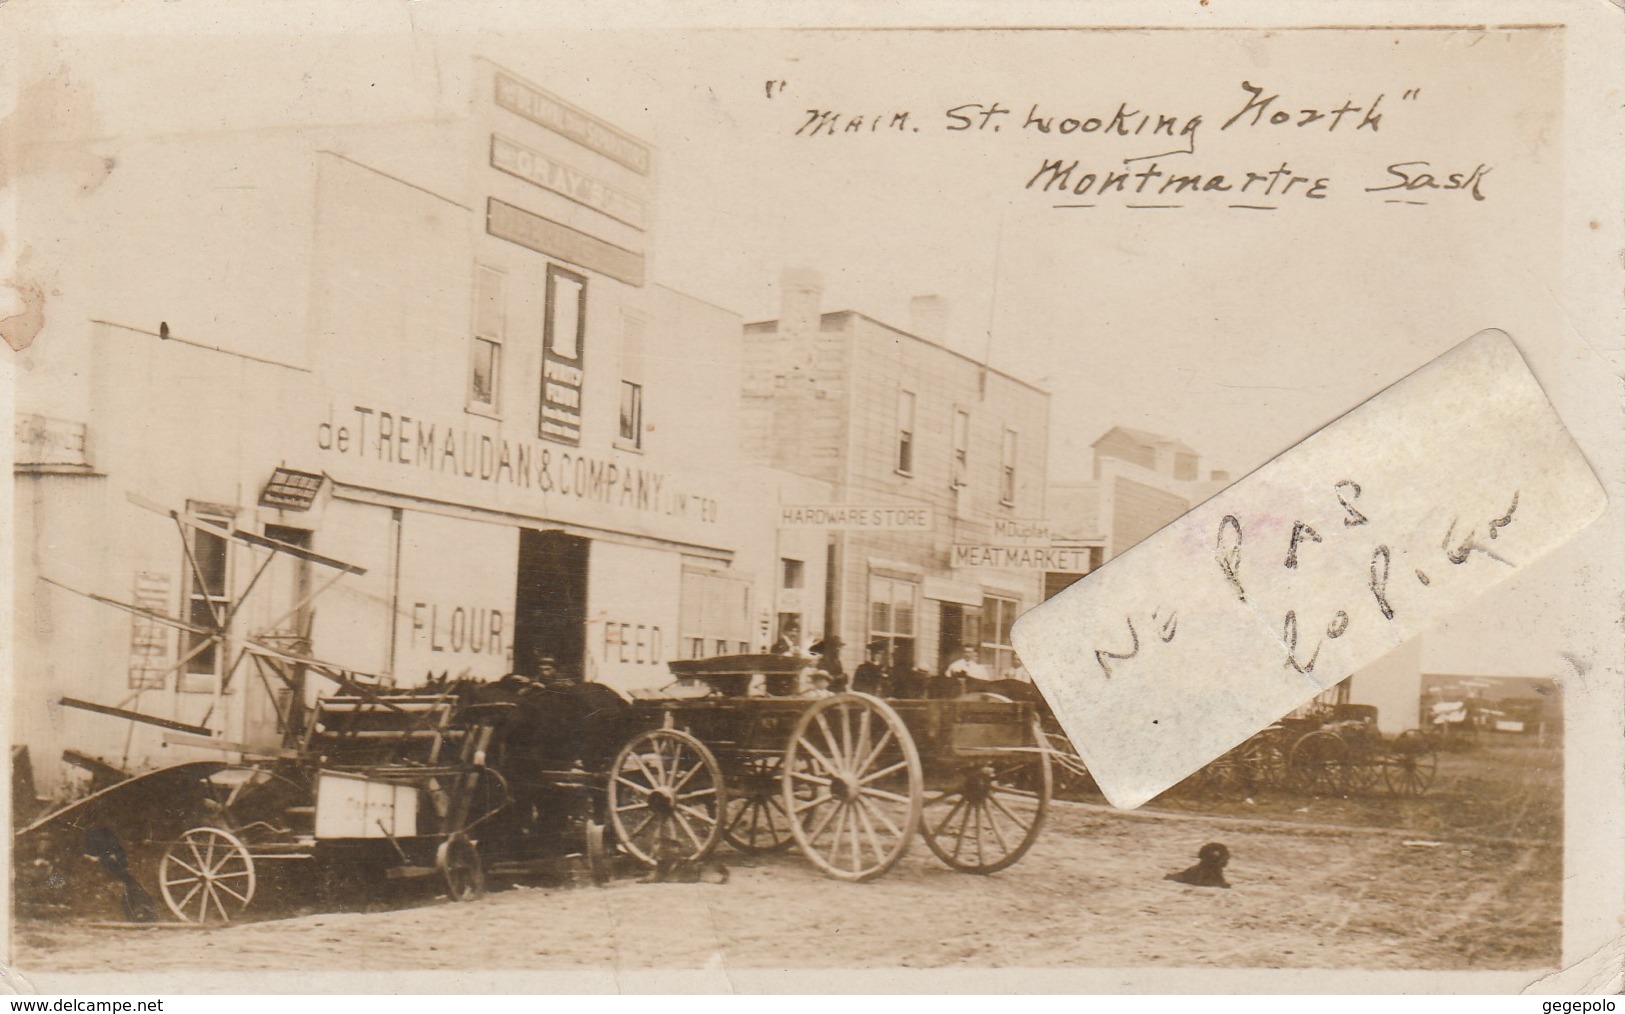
[11,10,1611,678]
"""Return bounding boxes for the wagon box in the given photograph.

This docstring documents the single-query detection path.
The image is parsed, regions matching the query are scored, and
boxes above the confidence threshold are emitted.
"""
[314,771,420,840]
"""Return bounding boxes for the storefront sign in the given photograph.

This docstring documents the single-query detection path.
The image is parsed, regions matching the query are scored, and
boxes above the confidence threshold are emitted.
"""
[394,513,518,681]
[316,404,720,525]
[493,72,652,175]
[992,518,1052,544]
[491,135,648,230]
[487,198,646,287]
[589,542,681,693]
[779,505,933,531]
[952,544,1094,572]
[128,572,171,690]
[14,413,89,468]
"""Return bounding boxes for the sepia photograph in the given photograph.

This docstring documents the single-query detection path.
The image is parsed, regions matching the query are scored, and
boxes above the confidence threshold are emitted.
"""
[2,1,1620,995]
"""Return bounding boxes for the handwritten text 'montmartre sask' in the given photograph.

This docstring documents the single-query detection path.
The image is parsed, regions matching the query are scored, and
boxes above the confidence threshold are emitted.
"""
[317,405,719,523]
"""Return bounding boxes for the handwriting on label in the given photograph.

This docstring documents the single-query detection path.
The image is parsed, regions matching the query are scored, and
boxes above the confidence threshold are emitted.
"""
[1012,330,1605,810]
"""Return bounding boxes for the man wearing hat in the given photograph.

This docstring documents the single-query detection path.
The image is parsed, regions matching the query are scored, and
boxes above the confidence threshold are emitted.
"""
[852,639,889,696]
[809,634,846,691]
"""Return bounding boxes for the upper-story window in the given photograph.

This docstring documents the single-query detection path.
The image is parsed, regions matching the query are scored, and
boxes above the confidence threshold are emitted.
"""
[951,408,971,488]
[540,265,588,445]
[618,311,646,450]
[781,558,805,589]
[468,265,505,414]
[896,388,917,476]
[1000,427,1019,506]
[618,382,643,448]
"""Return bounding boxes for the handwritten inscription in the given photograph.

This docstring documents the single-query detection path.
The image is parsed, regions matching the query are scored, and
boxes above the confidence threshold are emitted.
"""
[787,80,1480,206]
[1011,331,1605,809]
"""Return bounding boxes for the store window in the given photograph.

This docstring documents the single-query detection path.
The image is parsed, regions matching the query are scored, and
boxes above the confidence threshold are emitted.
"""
[179,514,233,694]
[895,389,916,476]
[680,569,752,658]
[868,575,918,674]
[951,408,970,488]
[540,265,588,444]
[1000,428,1019,506]
[468,265,505,413]
[981,594,1020,677]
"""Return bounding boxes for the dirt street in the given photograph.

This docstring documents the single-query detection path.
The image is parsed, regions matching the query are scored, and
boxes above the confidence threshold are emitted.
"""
[12,796,1559,979]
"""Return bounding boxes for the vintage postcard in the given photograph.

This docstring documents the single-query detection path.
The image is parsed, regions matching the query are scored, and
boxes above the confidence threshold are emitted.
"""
[2,0,1620,995]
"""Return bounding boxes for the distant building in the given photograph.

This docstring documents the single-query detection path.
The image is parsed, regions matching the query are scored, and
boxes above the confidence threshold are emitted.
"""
[1049,426,1424,733]
[1423,674,1563,737]
[742,273,1056,678]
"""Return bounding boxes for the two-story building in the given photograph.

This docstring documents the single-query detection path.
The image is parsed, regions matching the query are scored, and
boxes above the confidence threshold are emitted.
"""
[742,273,1053,678]
[12,58,779,789]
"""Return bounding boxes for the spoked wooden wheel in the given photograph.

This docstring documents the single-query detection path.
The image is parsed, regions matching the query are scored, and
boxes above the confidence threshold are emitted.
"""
[782,693,923,882]
[608,728,727,866]
[436,834,485,902]
[723,756,796,853]
[1241,739,1286,792]
[159,826,257,924]
[1288,731,1352,796]
[922,720,1051,874]
[1200,748,1250,799]
[1383,730,1439,796]
[1346,756,1382,794]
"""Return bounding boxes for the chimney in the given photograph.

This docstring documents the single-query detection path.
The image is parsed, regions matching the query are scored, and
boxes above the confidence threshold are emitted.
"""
[780,267,825,337]
[908,295,948,343]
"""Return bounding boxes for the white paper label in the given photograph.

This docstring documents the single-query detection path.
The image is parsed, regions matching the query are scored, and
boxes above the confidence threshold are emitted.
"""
[1012,330,1605,809]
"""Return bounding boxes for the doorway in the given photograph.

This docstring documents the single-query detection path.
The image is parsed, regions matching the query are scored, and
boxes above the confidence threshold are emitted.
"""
[514,529,591,678]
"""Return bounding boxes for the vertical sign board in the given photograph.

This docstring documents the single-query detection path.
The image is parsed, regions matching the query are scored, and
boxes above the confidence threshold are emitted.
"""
[392,512,519,683]
[541,264,588,446]
[128,572,172,690]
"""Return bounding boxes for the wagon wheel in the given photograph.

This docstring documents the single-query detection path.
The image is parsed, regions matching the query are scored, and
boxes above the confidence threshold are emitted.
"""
[1287,730,1351,796]
[723,755,796,853]
[1200,748,1249,799]
[922,719,1051,874]
[782,692,923,882]
[436,834,485,902]
[1383,730,1439,796]
[159,826,257,925]
[1345,752,1382,794]
[608,728,727,866]
[1241,738,1286,792]
[1044,729,1095,797]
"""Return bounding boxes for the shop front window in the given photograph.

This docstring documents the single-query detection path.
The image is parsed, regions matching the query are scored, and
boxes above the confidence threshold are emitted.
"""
[868,575,918,674]
[180,514,232,694]
[680,569,752,659]
[981,594,1020,677]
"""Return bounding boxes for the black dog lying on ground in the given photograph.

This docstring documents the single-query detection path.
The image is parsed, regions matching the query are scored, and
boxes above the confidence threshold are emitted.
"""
[1165,842,1231,888]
